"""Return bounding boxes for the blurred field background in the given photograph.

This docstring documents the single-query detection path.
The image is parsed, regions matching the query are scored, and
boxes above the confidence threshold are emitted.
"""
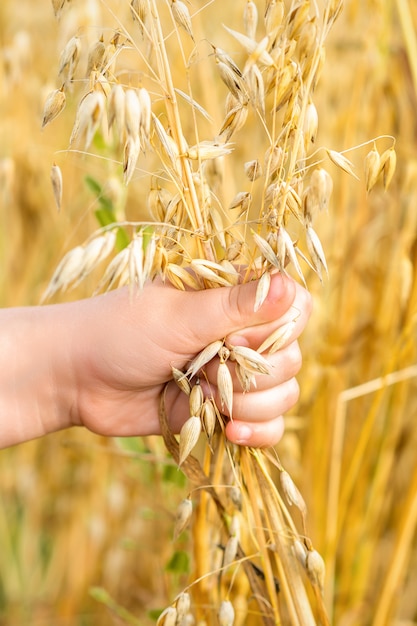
[0,0,417,625]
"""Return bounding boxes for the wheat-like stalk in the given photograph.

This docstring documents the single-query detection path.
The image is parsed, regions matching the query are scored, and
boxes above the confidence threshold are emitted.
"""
[42,0,397,623]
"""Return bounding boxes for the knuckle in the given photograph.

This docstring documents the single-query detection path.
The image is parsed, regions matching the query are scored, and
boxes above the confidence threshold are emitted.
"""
[285,341,302,374]
[283,377,300,409]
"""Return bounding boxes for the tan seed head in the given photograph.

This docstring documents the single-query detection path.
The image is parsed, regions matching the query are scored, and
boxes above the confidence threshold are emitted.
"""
[218,600,235,626]
[179,416,202,465]
[306,548,325,595]
[50,163,63,210]
[42,87,66,128]
[174,497,193,539]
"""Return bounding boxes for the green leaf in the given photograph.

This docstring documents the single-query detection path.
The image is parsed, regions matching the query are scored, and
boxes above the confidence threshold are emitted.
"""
[148,608,164,621]
[165,550,190,574]
[89,587,141,625]
[162,464,186,488]
[84,175,102,196]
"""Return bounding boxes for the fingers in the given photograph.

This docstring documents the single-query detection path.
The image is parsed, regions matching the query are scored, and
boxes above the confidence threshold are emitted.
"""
[164,375,299,447]
[204,377,300,423]
[225,415,285,448]
[169,272,297,350]
[202,340,302,392]
[226,281,312,350]
[161,278,311,450]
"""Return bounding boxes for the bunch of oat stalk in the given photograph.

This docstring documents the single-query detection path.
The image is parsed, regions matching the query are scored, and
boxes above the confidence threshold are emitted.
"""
[43,0,396,623]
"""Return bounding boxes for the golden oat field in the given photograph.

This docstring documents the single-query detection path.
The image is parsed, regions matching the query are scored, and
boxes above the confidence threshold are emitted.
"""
[0,0,417,625]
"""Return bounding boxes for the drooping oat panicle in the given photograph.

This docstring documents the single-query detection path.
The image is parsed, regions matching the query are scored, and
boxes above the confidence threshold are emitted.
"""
[228,485,242,511]
[175,592,191,621]
[175,88,213,123]
[130,0,147,28]
[156,606,177,626]
[178,415,202,466]
[128,231,145,289]
[264,0,284,34]
[174,497,192,539]
[328,0,344,23]
[252,230,280,269]
[364,145,381,192]
[124,88,141,140]
[147,184,171,221]
[58,35,81,84]
[142,232,157,282]
[303,167,333,223]
[151,114,181,174]
[244,159,262,181]
[94,247,130,294]
[185,340,224,379]
[186,141,234,161]
[201,399,217,441]
[229,191,251,214]
[222,535,239,569]
[230,345,273,376]
[224,25,274,67]
[123,135,141,185]
[218,600,235,626]
[293,538,308,567]
[306,225,328,280]
[215,58,248,103]
[189,383,204,417]
[165,263,201,291]
[170,0,194,41]
[73,232,116,287]
[380,146,397,190]
[50,163,63,210]
[190,259,234,287]
[43,1,357,621]
[210,209,228,250]
[264,144,284,177]
[86,35,106,77]
[327,148,358,179]
[245,63,266,117]
[42,245,85,300]
[257,319,297,354]
[235,362,256,392]
[217,349,234,418]
[297,17,318,61]
[305,548,326,595]
[277,226,306,285]
[254,271,271,312]
[218,103,248,141]
[303,100,319,145]
[42,87,66,128]
[138,87,152,141]
[70,90,106,149]
[288,0,311,39]
[212,45,243,79]
[51,0,66,19]
[280,470,307,517]
[108,84,125,135]
[243,0,258,40]
[172,367,191,395]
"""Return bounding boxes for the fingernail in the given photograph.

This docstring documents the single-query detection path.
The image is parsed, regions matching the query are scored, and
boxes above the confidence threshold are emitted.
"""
[233,424,253,445]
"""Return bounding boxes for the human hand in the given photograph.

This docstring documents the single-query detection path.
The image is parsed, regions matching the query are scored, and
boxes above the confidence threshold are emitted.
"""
[67,273,312,448]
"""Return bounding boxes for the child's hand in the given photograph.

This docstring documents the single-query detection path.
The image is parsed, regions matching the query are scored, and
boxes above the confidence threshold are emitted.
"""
[69,273,312,448]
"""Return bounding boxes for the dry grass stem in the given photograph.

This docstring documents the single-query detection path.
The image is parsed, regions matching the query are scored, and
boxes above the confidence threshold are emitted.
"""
[32,0,411,623]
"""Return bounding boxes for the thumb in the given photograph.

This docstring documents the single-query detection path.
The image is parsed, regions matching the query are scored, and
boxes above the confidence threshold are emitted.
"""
[181,272,296,348]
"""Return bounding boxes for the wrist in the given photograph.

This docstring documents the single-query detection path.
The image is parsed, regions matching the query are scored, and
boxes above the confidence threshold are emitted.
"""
[0,304,77,447]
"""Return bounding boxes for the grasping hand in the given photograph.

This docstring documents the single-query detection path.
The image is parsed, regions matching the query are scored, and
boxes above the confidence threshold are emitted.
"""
[68,273,312,447]
[0,273,311,449]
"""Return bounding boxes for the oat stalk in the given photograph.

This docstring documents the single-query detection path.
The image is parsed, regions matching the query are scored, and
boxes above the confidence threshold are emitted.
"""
[42,0,397,622]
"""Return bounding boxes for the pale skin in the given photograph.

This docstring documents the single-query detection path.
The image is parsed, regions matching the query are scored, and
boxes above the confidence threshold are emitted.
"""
[0,273,311,449]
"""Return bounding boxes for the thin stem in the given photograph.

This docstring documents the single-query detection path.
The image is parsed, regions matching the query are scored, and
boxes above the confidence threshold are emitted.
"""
[148,0,215,261]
